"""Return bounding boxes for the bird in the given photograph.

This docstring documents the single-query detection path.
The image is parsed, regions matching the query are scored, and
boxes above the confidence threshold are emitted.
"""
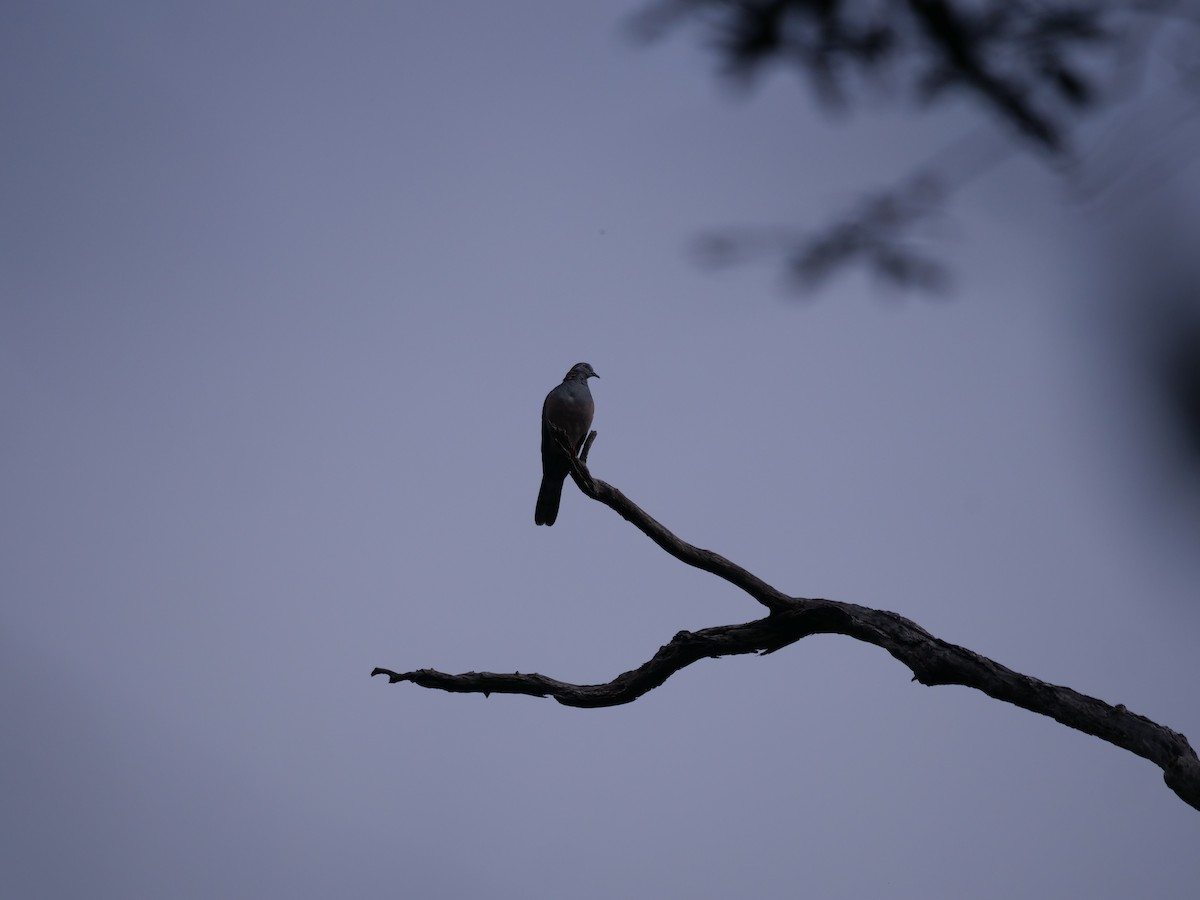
[535,362,598,526]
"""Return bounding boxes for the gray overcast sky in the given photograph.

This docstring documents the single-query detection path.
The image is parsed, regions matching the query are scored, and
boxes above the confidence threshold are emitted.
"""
[3,3,1199,898]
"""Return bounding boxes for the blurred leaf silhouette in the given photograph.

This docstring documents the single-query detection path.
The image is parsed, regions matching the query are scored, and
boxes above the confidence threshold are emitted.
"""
[692,172,951,292]
[632,0,1114,152]
[636,0,1200,519]
[632,0,1200,292]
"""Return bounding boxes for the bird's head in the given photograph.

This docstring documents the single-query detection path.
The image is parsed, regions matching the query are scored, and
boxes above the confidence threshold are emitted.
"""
[564,362,599,381]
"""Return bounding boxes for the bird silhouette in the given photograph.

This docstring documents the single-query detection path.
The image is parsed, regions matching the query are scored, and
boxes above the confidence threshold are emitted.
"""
[535,362,598,526]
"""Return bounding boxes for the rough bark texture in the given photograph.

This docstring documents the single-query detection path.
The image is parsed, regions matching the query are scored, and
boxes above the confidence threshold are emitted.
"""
[373,432,1200,812]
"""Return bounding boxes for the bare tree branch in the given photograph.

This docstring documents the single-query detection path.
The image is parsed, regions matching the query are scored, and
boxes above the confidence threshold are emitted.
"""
[562,430,791,614]
[373,446,1200,812]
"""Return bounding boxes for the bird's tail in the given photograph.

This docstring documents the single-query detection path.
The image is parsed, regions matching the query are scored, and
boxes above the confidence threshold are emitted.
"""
[534,476,564,526]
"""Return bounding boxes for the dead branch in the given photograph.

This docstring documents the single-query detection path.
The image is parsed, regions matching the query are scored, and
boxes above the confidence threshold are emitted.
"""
[372,442,1200,812]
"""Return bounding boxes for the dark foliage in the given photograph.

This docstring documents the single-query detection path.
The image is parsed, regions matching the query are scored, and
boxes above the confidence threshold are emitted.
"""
[635,0,1200,491]
[693,173,951,292]
[631,1,1200,291]
[632,0,1116,152]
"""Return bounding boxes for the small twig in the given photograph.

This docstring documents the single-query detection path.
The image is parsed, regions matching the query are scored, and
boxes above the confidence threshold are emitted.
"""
[580,430,597,463]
